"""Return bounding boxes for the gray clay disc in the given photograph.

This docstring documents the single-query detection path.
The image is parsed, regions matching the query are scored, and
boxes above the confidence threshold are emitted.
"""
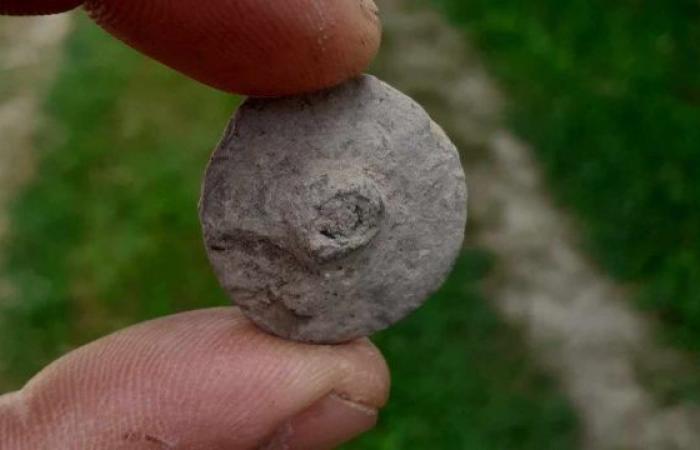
[199,75,467,343]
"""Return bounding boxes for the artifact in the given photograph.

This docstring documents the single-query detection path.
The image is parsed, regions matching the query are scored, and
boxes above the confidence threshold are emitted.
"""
[200,75,467,343]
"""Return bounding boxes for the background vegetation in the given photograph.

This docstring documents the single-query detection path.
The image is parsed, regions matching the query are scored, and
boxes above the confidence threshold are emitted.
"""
[432,0,700,353]
[0,15,578,449]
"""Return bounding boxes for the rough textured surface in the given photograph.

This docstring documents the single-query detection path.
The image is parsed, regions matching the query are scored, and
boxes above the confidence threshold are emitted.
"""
[199,75,467,343]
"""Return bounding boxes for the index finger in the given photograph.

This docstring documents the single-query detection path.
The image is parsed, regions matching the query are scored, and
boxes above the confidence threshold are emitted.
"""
[2,0,382,96]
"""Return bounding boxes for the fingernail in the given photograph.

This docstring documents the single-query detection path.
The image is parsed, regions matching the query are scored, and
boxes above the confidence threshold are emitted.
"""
[260,393,378,450]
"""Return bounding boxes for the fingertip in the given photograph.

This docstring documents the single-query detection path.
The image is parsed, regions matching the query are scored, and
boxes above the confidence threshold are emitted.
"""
[328,338,391,410]
[83,0,382,95]
[14,308,390,449]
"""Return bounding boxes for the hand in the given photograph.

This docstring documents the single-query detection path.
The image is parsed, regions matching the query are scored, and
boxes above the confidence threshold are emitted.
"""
[0,1,388,449]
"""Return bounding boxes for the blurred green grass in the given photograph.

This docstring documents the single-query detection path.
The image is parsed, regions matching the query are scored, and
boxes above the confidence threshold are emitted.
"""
[346,252,576,449]
[0,16,234,384]
[431,0,700,374]
[0,13,578,448]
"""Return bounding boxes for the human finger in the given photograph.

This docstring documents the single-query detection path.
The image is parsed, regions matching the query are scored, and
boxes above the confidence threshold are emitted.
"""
[84,0,382,96]
[0,307,390,449]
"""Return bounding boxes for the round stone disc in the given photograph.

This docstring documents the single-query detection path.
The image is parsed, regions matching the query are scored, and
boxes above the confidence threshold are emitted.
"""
[199,75,467,343]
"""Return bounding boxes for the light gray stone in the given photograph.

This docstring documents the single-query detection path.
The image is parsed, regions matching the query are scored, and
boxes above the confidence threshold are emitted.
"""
[199,75,467,343]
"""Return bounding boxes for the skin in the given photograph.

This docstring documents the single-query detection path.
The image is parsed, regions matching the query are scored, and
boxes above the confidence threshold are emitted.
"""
[0,1,388,449]
[1,0,382,96]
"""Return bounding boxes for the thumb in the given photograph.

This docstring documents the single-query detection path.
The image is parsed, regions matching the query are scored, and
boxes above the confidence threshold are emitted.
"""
[0,308,390,450]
